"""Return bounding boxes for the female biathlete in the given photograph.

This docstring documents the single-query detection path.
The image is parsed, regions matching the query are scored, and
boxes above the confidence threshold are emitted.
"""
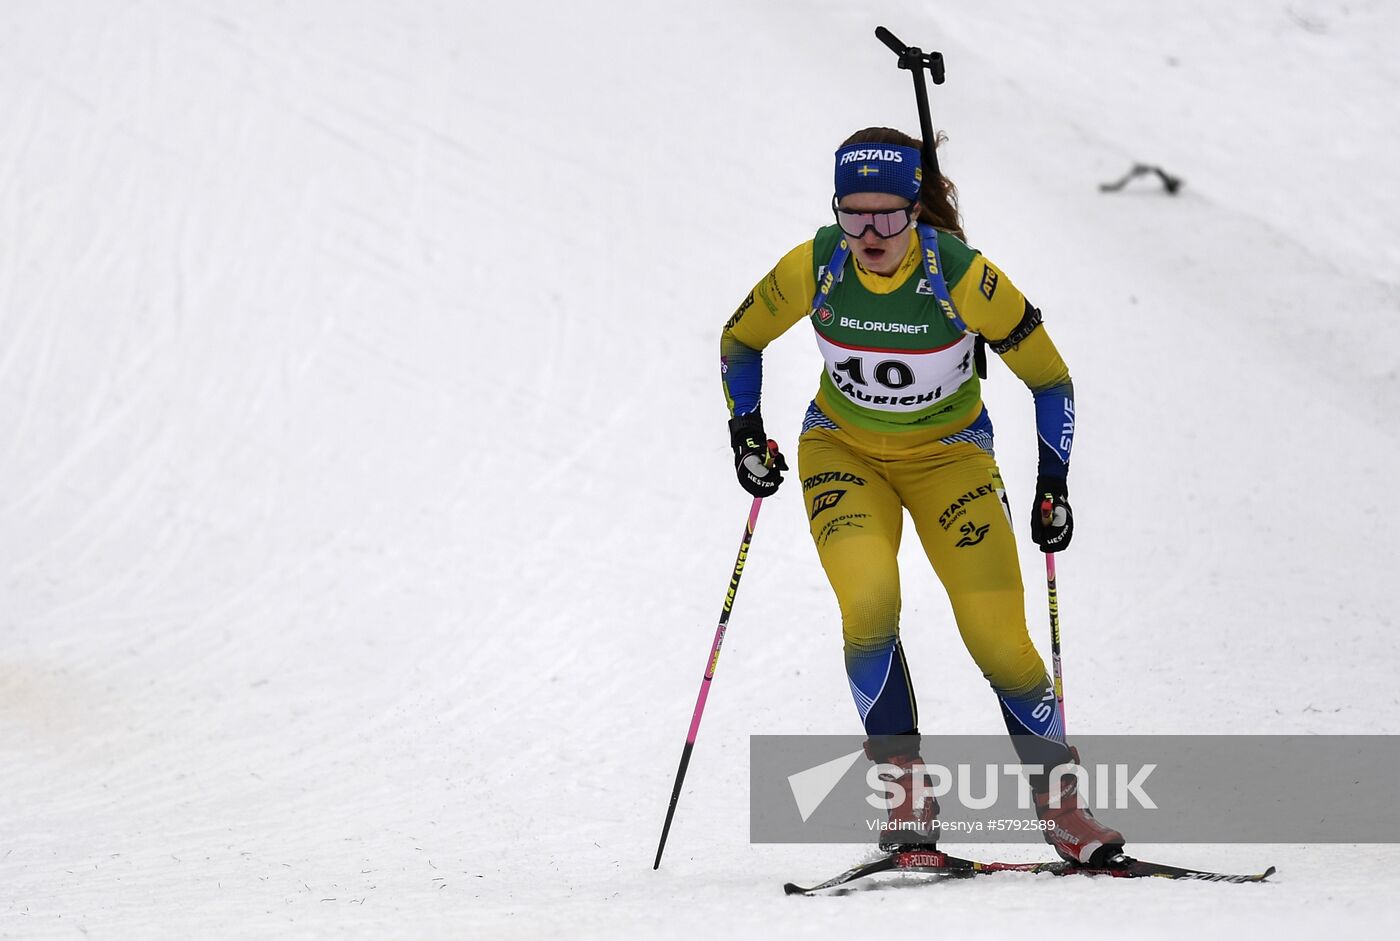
[720,127,1125,866]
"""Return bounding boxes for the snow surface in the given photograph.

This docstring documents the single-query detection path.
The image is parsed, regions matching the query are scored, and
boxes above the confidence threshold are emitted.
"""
[3,0,1399,937]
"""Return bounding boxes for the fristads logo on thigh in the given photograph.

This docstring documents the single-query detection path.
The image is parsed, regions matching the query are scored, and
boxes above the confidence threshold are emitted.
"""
[802,471,866,491]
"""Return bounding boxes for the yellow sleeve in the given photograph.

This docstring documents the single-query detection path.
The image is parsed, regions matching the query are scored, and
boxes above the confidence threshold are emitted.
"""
[720,240,818,416]
[950,255,1071,392]
[726,240,818,349]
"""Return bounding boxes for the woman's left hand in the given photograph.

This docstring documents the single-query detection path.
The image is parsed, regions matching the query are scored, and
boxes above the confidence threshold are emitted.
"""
[1030,476,1073,552]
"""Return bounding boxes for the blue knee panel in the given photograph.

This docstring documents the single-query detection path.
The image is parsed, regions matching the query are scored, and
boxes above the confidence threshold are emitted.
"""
[845,640,917,736]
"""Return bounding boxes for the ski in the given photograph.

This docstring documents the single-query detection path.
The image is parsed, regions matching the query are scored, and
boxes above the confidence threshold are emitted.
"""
[783,850,1276,895]
[781,853,900,895]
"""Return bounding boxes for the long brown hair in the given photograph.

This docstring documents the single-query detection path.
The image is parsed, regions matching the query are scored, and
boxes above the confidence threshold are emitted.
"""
[840,126,965,241]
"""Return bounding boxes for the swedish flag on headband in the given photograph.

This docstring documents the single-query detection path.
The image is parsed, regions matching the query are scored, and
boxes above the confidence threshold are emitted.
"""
[834,143,922,200]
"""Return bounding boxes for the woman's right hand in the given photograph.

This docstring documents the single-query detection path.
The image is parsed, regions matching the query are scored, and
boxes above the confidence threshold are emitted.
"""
[728,411,788,497]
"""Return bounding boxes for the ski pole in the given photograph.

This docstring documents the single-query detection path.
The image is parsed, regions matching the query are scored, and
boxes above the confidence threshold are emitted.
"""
[653,444,776,870]
[1040,498,1065,724]
[874,26,946,182]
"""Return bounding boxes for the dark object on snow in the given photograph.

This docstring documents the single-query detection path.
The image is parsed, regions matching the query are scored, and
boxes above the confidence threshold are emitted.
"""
[1099,163,1183,195]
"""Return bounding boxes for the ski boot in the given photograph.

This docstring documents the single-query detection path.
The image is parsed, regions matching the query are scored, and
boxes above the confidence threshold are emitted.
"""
[1033,749,1126,867]
[864,739,939,852]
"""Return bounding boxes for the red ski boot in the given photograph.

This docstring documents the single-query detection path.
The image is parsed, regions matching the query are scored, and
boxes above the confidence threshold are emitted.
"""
[869,750,939,852]
[1033,752,1126,866]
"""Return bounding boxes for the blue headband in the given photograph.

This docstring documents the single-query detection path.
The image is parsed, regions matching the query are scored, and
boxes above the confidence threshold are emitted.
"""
[833,143,923,201]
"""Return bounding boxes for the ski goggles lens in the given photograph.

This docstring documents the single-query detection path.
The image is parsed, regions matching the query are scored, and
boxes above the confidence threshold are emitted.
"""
[832,198,916,239]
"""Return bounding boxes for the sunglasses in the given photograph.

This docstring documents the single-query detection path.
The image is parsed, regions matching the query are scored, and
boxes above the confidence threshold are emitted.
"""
[832,197,916,239]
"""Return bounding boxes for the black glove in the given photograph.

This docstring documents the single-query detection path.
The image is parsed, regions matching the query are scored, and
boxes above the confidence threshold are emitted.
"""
[728,411,788,497]
[1030,475,1073,552]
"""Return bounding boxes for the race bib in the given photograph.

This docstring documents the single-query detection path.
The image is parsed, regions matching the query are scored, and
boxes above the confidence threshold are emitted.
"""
[815,331,977,412]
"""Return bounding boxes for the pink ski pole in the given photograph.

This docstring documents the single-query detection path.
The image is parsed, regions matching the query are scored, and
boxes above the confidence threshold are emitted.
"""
[654,446,775,869]
[1040,498,1065,724]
